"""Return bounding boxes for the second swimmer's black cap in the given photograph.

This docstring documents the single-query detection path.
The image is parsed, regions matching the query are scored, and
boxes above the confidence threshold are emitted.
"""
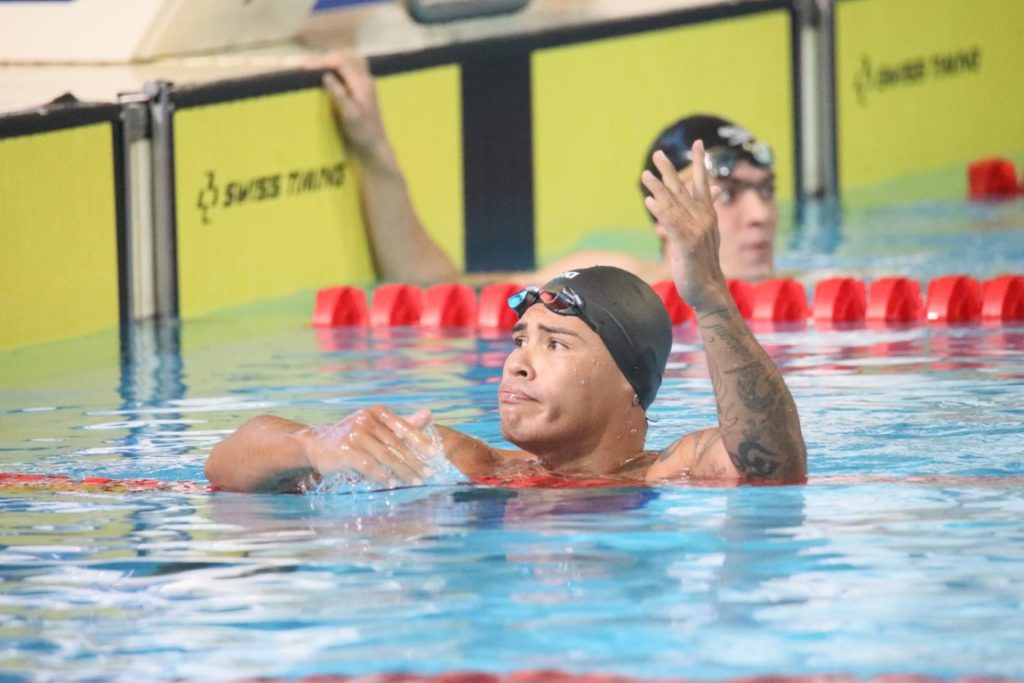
[640,114,774,197]
[522,265,672,410]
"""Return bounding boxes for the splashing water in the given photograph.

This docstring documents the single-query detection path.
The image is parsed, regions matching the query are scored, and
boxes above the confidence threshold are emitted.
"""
[302,421,467,494]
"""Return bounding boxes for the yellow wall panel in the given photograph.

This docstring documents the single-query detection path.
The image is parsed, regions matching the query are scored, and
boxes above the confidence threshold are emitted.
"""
[0,124,119,351]
[532,11,794,263]
[377,65,465,271]
[837,0,1024,194]
[174,88,373,319]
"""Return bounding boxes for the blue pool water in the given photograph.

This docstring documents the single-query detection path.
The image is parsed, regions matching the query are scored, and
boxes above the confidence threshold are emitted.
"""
[1,199,1024,682]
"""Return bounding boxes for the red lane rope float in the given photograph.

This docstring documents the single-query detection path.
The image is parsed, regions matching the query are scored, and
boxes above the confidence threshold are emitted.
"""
[968,157,1021,199]
[313,274,1023,329]
[982,274,1024,321]
[812,277,866,324]
[752,278,808,322]
[651,281,694,325]
[727,279,755,318]
[371,284,425,326]
[866,277,923,323]
[477,282,523,329]
[313,286,369,327]
[925,275,982,323]
[0,473,210,494]
[422,283,478,327]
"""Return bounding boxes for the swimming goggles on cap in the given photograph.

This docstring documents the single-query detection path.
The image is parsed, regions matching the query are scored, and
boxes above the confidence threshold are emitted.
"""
[689,142,775,178]
[508,284,594,329]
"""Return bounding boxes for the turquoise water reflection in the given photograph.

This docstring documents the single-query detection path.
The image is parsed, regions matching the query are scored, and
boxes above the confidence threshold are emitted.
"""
[1,199,1023,681]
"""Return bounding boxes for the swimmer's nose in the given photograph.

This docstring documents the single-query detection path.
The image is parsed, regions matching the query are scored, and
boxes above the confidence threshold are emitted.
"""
[504,346,535,380]
[738,187,775,227]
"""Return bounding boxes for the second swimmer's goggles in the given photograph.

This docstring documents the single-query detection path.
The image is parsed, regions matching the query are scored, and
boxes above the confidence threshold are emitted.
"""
[688,141,775,178]
[507,284,595,330]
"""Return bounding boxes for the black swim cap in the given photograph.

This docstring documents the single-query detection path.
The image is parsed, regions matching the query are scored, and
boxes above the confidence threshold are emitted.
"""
[516,265,672,410]
[640,114,774,199]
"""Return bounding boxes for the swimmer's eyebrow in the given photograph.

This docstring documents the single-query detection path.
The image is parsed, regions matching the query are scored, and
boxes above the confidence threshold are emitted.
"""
[511,322,583,338]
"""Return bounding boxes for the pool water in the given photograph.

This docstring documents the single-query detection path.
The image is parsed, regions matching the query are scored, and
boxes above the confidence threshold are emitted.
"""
[784,196,1024,284]
[1,199,1024,682]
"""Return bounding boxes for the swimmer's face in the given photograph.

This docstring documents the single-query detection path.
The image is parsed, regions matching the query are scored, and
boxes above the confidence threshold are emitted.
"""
[710,160,777,281]
[658,160,778,281]
[498,305,634,454]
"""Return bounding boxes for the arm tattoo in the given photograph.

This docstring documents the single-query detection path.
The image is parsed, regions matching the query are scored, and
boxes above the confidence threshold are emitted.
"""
[692,430,722,469]
[695,303,805,481]
[701,325,755,364]
[726,361,781,413]
[735,432,779,478]
[656,431,725,479]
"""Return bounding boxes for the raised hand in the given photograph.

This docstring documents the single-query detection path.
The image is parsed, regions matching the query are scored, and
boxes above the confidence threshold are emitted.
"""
[640,140,727,310]
[305,50,391,167]
[302,50,457,283]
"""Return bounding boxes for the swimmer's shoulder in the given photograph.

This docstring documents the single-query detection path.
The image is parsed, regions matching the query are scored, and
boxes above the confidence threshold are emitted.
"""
[435,425,524,477]
[644,428,736,483]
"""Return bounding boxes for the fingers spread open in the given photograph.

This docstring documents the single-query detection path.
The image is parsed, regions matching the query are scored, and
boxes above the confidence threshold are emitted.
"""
[641,170,671,207]
[643,195,662,220]
[651,151,684,195]
[690,140,712,201]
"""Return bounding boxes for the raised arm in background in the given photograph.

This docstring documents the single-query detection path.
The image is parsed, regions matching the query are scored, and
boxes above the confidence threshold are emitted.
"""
[642,141,807,483]
[306,51,457,283]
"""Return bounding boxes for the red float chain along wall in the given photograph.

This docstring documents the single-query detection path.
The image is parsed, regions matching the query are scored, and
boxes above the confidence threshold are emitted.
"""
[313,275,1024,329]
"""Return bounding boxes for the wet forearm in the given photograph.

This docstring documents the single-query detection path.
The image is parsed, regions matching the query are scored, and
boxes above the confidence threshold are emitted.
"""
[205,416,315,493]
[695,297,806,481]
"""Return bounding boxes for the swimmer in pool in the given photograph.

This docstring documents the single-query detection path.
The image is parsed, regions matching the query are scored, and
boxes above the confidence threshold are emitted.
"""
[305,51,779,284]
[528,114,778,284]
[204,140,807,492]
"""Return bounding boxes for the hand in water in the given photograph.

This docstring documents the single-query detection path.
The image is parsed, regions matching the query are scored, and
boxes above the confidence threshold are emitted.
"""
[298,406,463,493]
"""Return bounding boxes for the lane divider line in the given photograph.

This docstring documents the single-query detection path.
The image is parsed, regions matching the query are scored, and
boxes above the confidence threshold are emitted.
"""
[313,274,1024,329]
